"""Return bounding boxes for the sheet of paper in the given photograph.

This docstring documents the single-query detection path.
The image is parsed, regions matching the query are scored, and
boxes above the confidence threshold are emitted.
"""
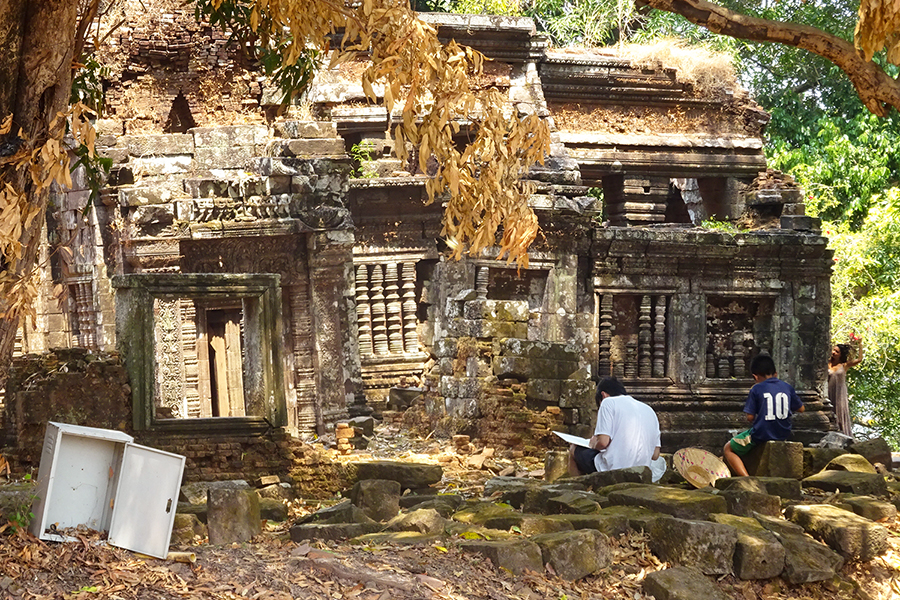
[553,431,592,448]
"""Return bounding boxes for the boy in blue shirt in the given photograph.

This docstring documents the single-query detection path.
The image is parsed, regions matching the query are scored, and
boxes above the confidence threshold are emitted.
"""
[723,353,805,477]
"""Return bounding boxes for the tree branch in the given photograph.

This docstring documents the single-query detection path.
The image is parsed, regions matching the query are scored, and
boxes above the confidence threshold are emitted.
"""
[636,0,900,116]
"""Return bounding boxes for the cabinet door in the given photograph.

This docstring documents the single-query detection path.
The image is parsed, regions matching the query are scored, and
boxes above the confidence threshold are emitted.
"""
[107,444,185,558]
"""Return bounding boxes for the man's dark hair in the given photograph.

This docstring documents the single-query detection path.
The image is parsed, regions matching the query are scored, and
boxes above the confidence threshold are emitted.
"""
[750,353,777,377]
[595,376,627,406]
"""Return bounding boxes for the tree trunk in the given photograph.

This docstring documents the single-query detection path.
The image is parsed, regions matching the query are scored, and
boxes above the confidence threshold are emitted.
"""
[637,0,900,116]
[0,0,78,388]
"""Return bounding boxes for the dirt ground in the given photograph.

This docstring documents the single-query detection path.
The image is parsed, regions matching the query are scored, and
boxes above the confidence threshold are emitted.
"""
[3,425,900,600]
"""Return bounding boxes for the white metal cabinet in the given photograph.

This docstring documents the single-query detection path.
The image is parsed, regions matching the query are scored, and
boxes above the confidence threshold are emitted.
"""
[30,422,185,559]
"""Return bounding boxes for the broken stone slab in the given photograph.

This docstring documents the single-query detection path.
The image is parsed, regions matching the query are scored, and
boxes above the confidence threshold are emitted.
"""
[530,529,611,581]
[353,461,443,489]
[481,513,575,535]
[567,466,652,490]
[207,488,261,545]
[457,539,543,575]
[802,470,888,497]
[647,516,737,575]
[708,513,785,579]
[825,453,878,474]
[350,479,401,522]
[545,491,603,515]
[607,486,727,520]
[715,476,801,500]
[840,495,898,522]
[289,522,383,543]
[785,503,889,561]
[642,566,733,600]
[259,497,288,522]
[180,480,250,505]
[849,437,893,468]
[254,475,281,487]
[718,489,782,518]
[803,447,848,477]
[544,513,630,537]
[753,513,806,537]
[385,508,449,535]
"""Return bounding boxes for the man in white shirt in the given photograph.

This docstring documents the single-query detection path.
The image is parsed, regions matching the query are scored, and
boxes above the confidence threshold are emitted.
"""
[568,377,661,476]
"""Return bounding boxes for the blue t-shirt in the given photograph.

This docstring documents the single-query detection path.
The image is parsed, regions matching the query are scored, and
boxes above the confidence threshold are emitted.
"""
[743,377,804,443]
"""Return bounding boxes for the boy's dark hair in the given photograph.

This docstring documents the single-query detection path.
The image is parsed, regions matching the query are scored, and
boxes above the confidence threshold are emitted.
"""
[750,353,777,377]
[595,377,627,406]
[836,343,851,364]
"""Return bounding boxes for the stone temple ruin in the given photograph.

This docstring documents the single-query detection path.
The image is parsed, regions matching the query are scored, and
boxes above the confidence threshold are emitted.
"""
[1,9,835,482]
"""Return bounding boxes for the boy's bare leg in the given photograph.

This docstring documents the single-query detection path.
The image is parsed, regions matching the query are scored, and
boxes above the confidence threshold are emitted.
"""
[723,441,749,477]
[567,445,582,477]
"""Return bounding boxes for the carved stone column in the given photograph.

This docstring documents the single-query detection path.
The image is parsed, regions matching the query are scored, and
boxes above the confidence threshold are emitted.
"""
[307,231,362,428]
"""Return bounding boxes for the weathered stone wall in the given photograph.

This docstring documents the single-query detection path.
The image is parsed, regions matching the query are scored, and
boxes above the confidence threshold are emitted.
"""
[2,349,132,469]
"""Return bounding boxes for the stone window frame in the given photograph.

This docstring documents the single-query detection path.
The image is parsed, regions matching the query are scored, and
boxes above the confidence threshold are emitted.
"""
[112,273,286,432]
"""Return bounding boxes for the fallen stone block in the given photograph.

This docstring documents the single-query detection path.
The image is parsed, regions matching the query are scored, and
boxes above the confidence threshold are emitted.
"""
[785,503,889,561]
[803,447,847,477]
[570,466,652,490]
[647,517,736,575]
[531,529,611,581]
[601,505,670,533]
[519,483,589,513]
[180,480,249,505]
[482,514,574,535]
[170,513,206,545]
[802,470,888,497]
[753,513,806,537]
[452,501,517,525]
[176,502,207,524]
[352,531,443,545]
[354,461,443,489]
[825,453,878,474]
[298,499,376,525]
[483,476,543,499]
[350,479,401,522]
[812,431,854,449]
[708,513,784,579]
[545,513,630,537]
[259,497,289,522]
[607,486,727,520]
[207,488,261,545]
[289,522,383,542]
[770,529,844,584]
[756,441,803,479]
[718,489,781,518]
[841,495,898,522]
[849,437,892,468]
[642,566,732,600]
[546,491,603,515]
[458,539,543,575]
[400,494,464,516]
[716,476,801,500]
[385,508,449,535]
[258,483,294,503]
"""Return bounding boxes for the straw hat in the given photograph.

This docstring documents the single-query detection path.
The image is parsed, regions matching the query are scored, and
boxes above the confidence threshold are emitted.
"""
[673,447,731,488]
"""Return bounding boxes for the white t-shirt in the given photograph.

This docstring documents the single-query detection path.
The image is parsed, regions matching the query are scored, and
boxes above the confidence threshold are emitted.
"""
[593,394,661,472]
